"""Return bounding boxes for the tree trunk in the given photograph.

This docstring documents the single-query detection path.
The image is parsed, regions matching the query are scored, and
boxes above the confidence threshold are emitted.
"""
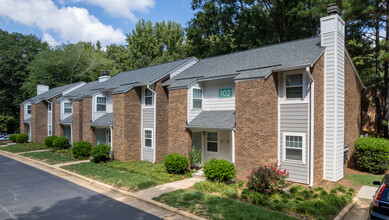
[384,5,389,138]
[375,2,382,135]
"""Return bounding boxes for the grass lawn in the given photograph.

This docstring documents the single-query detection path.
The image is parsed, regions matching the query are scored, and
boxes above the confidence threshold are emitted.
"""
[21,151,77,165]
[101,160,192,183]
[62,162,162,191]
[154,190,297,220]
[344,173,384,187]
[0,143,8,145]
[0,143,48,153]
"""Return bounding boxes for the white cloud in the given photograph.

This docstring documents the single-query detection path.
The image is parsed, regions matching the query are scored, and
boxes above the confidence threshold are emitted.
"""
[42,33,60,46]
[69,0,155,21]
[0,0,126,46]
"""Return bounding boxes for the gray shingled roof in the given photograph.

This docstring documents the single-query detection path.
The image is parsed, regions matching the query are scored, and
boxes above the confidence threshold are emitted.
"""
[56,81,101,102]
[60,115,72,125]
[23,118,31,124]
[21,82,85,105]
[185,111,235,130]
[89,113,113,127]
[166,37,324,89]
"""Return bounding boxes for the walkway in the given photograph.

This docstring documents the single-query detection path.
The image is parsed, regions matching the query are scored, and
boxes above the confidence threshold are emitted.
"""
[54,159,90,168]
[342,185,377,220]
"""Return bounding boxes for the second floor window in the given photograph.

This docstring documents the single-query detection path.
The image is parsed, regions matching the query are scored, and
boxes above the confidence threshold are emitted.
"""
[27,105,31,114]
[48,103,52,112]
[96,97,107,111]
[286,74,303,99]
[64,103,72,114]
[144,89,153,106]
[193,89,202,109]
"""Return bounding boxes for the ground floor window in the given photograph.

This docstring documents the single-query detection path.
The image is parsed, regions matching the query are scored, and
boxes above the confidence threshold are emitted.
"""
[207,132,218,153]
[283,132,305,163]
[48,125,52,136]
[144,129,152,147]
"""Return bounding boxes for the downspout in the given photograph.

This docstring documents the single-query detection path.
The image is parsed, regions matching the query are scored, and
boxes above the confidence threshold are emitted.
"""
[110,125,113,160]
[232,128,235,164]
[147,84,157,163]
[306,67,314,187]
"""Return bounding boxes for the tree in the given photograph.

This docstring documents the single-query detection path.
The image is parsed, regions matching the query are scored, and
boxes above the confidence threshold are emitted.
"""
[0,29,48,133]
[0,115,13,133]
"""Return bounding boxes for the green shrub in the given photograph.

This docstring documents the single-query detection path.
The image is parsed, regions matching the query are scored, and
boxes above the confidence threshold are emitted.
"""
[188,146,201,168]
[44,136,57,148]
[246,161,288,195]
[203,158,236,182]
[72,141,92,159]
[163,153,189,174]
[91,144,110,163]
[9,134,17,142]
[16,134,29,143]
[53,137,69,149]
[355,137,389,174]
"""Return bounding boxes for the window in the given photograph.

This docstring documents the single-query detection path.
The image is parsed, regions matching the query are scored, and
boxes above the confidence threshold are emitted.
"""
[96,97,107,111]
[286,74,303,99]
[144,89,153,106]
[27,105,31,114]
[48,125,52,136]
[64,103,72,114]
[193,89,202,109]
[144,130,152,147]
[48,103,52,112]
[207,132,218,153]
[284,134,304,162]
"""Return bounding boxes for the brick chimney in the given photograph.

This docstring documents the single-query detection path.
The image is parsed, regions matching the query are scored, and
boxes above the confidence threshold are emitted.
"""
[37,81,49,95]
[99,70,110,82]
[320,3,345,182]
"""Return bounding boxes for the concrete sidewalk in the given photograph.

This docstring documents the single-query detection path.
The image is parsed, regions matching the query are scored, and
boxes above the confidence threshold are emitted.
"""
[341,186,377,220]
[53,159,90,168]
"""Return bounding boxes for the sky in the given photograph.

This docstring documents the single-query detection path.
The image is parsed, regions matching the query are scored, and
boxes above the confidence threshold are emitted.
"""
[0,0,195,47]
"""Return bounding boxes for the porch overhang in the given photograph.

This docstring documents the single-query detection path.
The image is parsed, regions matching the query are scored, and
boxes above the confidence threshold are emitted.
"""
[89,113,113,127]
[60,115,72,125]
[23,118,31,124]
[185,110,235,130]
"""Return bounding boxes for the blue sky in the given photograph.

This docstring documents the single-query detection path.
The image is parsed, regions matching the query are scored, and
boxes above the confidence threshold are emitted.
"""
[0,0,195,47]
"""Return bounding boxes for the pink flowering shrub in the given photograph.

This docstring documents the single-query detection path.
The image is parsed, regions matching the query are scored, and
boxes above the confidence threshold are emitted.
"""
[246,161,289,194]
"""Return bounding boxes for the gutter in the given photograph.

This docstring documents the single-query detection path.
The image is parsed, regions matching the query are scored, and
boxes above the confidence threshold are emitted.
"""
[110,125,114,160]
[306,66,314,187]
[147,84,157,163]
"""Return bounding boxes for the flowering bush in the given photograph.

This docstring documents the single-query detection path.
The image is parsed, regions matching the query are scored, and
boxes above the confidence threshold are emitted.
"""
[246,161,289,194]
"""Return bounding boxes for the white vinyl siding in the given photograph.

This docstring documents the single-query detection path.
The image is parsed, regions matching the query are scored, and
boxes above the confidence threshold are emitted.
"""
[201,130,232,163]
[61,99,72,120]
[92,92,113,121]
[48,102,52,136]
[141,86,155,162]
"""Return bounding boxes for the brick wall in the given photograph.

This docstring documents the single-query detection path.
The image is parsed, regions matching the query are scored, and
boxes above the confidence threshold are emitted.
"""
[168,89,191,157]
[72,100,83,142]
[20,105,25,134]
[312,54,325,185]
[113,88,142,161]
[49,95,60,137]
[31,102,48,143]
[235,75,278,179]
[344,53,362,166]
[82,97,95,145]
[155,78,170,162]
[54,102,63,136]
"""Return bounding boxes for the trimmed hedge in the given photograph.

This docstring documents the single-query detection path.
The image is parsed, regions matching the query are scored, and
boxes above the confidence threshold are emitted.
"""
[44,136,57,148]
[9,134,17,142]
[72,141,92,159]
[355,137,389,174]
[53,137,70,149]
[163,153,189,174]
[16,134,29,143]
[91,144,110,163]
[203,158,236,182]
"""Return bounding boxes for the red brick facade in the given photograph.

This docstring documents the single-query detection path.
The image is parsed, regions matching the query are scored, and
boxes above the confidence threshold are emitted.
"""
[112,88,142,161]
[155,79,170,162]
[31,102,48,143]
[54,102,62,137]
[72,100,83,142]
[20,105,26,134]
[234,75,279,179]
[82,97,95,145]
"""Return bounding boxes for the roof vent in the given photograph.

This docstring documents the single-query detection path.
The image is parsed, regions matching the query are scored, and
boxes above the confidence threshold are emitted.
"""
[327,3,339,15]
[99,70,110,82]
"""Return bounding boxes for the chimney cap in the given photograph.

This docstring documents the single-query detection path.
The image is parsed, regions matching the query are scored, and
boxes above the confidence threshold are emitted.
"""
[40,80,45,85]
[327,3,339,15]
[101,70,110,76]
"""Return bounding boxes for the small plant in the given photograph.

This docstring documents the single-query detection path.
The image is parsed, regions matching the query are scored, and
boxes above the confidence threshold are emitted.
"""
[44,136,57,148]
[91,144,111,163]
[246,161,289,195]
[53,137,69,149]
[9,134,17,142]
[203,158,236,182]
[72,141,92,159]
[188,146,201,169]
[163,153,189,174]
[355,136,389,174]
[16,134,29,143]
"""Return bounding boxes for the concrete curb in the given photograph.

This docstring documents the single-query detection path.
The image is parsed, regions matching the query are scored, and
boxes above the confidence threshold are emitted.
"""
[0,150,205,220]
[16,149,51,154]
[333,197,359,220]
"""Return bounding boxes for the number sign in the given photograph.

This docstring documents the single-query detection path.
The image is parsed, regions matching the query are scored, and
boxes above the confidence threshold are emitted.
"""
[219,88,232,98]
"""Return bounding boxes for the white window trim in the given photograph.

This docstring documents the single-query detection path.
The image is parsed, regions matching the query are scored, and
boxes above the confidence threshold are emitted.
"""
[282,132,306,164]
[143,88,154,108]
[206,131,219,154]
[26,104,32,115]
[280,71,308,104]
[48,102,52,112]
[96,96,107,112]
[192,88,203,110]
[64,102,72,114]
[48,124,52,136]
[143,128,153,149]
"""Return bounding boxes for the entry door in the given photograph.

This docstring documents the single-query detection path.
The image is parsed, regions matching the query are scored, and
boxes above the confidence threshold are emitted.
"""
[63,125,71,143]
[95,128,106,145]
[192,132,202,151]
[106,128,111,146]
[27,124,31,141]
